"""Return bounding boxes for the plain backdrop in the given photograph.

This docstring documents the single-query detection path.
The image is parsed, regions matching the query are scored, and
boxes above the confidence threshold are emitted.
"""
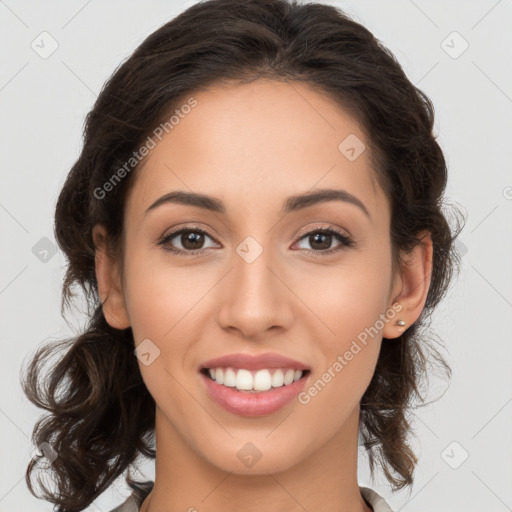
[1,1,511,511]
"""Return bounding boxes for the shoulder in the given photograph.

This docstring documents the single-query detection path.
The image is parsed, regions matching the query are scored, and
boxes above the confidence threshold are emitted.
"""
[109,481,154,512]
[359,486,395,512]
[109,496,139,512]
[109,482,392,512]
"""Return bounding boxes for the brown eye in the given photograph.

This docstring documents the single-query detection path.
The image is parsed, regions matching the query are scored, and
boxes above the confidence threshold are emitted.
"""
[308,232,332,250]
[294,228,354,255]
[178,230,205,250]
[159,227,218,255]
[158,225,354,257]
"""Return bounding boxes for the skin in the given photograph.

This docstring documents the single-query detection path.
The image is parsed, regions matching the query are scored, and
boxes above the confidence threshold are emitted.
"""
[93,78,432,512]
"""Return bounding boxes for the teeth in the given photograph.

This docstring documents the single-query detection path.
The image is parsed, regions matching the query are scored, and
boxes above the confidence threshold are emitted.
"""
[224,368,236,387]
[271,369,284,388]
[207,367,306,392]
[236,369,254,390]
[253,369,272,391]
[283,369,295,385]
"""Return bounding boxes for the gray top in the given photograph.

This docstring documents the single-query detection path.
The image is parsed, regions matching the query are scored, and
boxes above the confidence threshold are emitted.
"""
[109,481,394,512]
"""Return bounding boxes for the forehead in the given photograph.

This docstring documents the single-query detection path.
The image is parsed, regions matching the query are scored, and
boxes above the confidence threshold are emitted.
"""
[125,79,388,226]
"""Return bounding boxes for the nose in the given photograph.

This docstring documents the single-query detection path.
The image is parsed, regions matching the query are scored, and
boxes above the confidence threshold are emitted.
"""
[216,245,294,340]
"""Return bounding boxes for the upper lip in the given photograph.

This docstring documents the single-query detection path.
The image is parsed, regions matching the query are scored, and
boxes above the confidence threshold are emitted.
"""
[200,352,310,371]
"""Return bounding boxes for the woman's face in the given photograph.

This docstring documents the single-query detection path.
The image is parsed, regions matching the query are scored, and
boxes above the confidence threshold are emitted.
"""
[99,78,407,474]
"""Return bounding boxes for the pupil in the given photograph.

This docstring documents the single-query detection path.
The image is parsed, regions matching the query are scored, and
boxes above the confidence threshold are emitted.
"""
[311,233,330,250]
[183,231,203,249]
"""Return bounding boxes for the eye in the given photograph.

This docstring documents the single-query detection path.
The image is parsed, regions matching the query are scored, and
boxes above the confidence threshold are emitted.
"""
[293,226,354,256]
[158,225,355,256]
[158,226,218,255]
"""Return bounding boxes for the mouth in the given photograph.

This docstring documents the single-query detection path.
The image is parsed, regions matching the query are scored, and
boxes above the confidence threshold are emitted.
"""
[199,366,311,416]
[200,367,311,393]
[198,352,311,416]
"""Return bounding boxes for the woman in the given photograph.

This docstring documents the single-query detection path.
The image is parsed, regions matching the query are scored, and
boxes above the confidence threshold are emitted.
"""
[21,0,464,511]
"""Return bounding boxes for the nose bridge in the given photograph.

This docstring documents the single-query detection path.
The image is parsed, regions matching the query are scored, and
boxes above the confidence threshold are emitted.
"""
[216,232,291,336]
[233,234,280,307]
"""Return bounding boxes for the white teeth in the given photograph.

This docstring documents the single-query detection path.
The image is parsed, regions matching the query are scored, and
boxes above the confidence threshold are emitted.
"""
[223,368,236,387]
[206,367,305,392]
[283,369,295,385]
[271,370,284,387]
[253,369,272,391]
[235,369,253,390]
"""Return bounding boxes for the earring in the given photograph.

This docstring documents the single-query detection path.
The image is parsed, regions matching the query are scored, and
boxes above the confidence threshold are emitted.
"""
[395,319,406,332]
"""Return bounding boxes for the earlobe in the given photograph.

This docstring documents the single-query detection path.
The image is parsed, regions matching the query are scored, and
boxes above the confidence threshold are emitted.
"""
[92,224,131,330]
[383,230,433,339]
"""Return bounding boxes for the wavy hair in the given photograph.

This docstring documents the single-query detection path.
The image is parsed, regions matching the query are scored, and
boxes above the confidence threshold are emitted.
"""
[20,0,465,509]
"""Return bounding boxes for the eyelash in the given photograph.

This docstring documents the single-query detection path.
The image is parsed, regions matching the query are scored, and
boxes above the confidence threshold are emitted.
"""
[158,224,355,257]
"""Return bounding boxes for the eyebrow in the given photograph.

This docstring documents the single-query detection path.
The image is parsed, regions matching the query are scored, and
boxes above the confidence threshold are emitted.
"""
[145,188,370,219]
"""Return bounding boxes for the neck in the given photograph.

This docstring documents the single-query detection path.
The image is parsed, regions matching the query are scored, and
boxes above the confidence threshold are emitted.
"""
[142,406,372,512]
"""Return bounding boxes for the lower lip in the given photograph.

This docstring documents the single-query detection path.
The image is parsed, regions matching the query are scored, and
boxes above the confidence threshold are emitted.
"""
[200,371,309,417]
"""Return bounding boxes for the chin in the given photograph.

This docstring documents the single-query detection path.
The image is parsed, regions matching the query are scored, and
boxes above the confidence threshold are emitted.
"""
[197,434,312,476]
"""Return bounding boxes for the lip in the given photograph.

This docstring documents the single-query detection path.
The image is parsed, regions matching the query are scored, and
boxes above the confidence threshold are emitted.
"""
[200,352,310,371]
[199,371,310,417]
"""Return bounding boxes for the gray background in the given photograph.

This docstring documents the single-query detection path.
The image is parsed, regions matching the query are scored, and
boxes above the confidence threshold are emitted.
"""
[1,0,511,510]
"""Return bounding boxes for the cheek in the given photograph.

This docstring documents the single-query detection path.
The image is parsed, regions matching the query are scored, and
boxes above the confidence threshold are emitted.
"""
[122,254,202,413]
[122,246,215,387]
[122,244,202,340]
[311,252,392,344]
[301,250,392,403]
[300,290,385,431]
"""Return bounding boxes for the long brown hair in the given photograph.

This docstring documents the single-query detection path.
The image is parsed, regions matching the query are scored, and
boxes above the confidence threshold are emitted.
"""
[20,0,465,509]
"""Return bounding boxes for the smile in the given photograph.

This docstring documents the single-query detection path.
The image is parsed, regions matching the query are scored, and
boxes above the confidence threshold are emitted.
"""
[199,368,310,417]
[202,367,306,392]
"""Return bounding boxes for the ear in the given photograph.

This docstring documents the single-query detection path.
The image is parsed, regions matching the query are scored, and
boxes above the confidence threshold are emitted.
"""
[383,230,433,339]
[92,223,131,330]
